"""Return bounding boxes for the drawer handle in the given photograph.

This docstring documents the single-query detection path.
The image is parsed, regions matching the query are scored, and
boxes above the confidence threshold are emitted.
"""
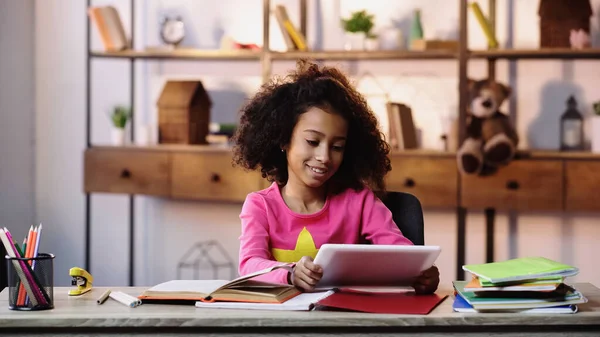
[120,169,131,179]
[506,180,519,190]
[210,173,221,183]
[404,178,415,188]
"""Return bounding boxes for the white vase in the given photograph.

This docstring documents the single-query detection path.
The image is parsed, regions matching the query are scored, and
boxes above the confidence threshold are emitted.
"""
[111,128,126,146]
[136,125,153,146]
[365,38,379,51]
[344,32,366,50]
[591,116,600,153]
[379,28,405,50]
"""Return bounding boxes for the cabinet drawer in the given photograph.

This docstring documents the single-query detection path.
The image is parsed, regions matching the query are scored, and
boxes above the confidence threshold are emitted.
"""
[461,160,563,211]
[386,156,458,208]
[171,152,263,202]
[565,161,600,211]
[84,148,171,196]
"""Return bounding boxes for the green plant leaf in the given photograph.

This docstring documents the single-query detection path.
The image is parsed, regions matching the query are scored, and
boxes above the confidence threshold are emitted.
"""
[341,10,375,34]
[111,106,131,129]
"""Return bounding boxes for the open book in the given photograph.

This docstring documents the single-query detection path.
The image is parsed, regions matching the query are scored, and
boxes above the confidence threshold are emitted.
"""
[195,290,335,311]
[195,289,446,315]
[139,265,299,304]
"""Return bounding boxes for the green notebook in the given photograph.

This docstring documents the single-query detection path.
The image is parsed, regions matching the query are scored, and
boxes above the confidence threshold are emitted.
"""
[462,257,579,284]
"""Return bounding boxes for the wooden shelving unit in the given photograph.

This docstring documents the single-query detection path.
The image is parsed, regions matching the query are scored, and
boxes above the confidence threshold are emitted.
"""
[87,144,600,160]
[90,47,600,61]
[91,49,458,60]
[85,0,600,285]
[90,49,262,60]
[270,50,457,60]
[470,48,600,59]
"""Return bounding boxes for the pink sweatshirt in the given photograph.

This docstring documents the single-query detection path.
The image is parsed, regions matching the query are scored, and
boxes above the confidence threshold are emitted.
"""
[238,182,413,284]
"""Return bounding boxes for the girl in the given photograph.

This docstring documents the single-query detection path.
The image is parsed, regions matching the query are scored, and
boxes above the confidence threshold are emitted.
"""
[232,59,439,294]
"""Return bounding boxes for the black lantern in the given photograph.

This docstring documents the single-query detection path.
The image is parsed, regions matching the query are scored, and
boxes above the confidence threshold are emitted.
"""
[560,95,584,151]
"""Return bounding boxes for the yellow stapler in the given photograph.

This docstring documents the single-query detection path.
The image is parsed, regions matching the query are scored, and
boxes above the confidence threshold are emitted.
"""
[69,267,93,296]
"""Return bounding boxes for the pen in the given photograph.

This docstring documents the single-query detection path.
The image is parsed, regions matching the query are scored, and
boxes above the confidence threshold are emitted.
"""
[97,289,111,304]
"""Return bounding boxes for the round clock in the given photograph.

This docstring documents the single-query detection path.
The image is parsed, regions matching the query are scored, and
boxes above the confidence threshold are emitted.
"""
[160,16,185,47]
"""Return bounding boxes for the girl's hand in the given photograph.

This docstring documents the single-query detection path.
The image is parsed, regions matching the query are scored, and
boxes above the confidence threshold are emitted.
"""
[291,256,323,291]
[412,265,440,294]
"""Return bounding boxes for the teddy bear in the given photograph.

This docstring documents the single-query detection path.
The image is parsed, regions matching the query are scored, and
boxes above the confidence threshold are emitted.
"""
[457,78,519,176]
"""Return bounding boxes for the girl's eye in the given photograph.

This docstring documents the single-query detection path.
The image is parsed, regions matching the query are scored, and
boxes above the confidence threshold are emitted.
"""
[306,140,318,146]
[333,145,345,151]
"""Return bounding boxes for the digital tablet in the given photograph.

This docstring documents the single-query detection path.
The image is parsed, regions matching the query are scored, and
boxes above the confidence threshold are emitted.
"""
[313,244,441,288]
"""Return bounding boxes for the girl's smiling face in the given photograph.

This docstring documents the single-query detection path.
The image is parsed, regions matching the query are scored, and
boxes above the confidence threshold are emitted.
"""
[285,106,348,190]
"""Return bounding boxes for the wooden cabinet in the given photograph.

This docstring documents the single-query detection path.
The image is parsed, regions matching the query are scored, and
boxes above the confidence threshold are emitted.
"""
[84,146,264,202]
[565,161,600,211]
[83,147,600,212]
[84,148,171,196]
[386,155,457,208]
[171,151,264,202]
[461,160,563,211]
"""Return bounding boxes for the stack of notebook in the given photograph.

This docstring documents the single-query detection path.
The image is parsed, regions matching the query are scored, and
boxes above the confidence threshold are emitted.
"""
[453,257,587,314]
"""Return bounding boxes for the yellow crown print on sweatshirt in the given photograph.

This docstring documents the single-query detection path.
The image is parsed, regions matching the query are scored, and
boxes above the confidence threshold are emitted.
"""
[271,227,319,263]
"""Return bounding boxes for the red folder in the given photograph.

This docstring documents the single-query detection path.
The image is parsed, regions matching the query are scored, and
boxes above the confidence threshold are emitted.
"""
[317,291,447,315]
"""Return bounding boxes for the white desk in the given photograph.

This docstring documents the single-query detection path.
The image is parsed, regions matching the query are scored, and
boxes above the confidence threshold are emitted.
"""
[0,283,599,336]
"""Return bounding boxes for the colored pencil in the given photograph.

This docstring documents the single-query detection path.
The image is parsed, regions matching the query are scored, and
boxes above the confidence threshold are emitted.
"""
[0,229,41,306]
[4,227,49,306]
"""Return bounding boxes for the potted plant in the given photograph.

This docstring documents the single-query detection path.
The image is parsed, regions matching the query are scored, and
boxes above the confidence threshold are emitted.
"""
[341,10,377,50]
[110,105,131,146]
[592,101,600,153]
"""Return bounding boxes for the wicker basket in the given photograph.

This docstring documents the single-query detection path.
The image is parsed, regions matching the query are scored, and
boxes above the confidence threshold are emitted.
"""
[538,0,592,48]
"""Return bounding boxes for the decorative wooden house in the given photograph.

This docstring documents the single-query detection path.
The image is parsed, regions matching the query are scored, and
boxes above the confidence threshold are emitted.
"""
[538,0,592,48]
[157,80,212,144]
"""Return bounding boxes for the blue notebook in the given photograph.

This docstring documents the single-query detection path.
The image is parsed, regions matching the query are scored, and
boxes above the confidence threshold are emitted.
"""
[452,295,578,314]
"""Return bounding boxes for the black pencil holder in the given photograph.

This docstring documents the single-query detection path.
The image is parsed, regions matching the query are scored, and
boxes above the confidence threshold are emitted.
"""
[6,253,54,311]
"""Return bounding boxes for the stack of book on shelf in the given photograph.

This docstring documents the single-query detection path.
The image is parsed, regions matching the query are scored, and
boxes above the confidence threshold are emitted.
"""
[453,257,587,314]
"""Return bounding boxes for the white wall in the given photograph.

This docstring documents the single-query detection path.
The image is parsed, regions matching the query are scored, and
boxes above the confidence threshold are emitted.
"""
[34,0,89,285]
[31,0,600,288]
[0,0,35,242]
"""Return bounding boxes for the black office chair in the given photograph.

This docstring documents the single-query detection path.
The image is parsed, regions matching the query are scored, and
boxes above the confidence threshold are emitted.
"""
[381,191,425,246]
[0,244,6,292]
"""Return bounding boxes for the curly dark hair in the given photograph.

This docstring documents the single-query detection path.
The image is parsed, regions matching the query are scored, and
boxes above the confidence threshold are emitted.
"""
[232,59,391,195]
